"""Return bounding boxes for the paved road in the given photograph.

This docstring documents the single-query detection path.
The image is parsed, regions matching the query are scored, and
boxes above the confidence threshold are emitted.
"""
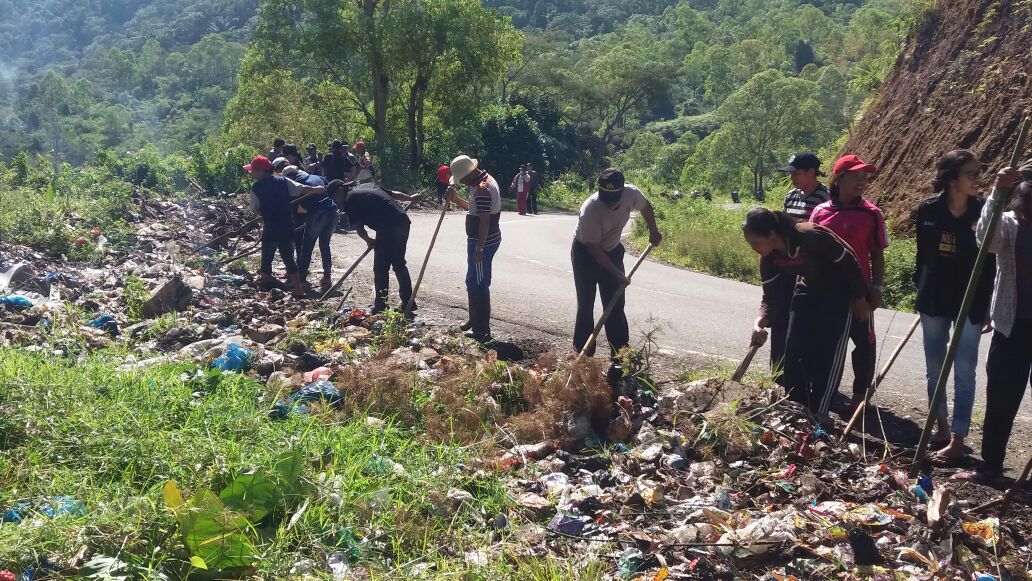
[331,209,1032,433]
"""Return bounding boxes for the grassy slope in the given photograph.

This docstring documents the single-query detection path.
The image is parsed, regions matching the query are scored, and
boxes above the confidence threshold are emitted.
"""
[0,348,591,578]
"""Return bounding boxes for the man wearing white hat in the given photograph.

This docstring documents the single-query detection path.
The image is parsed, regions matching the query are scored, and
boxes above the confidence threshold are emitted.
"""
[447,154,502,342]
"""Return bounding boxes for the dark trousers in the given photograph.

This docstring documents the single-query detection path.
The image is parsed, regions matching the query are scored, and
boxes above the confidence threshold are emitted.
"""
[298,211,338,279]
[572,240,629,358]
[373,223,413,309]
[782,288,853,415]
[293,211,306,263]
[260,236,298,276]
[436,182,448,203]
[768,274,797,386]
[528,191,539,214]
[849,316,877,396]
[981,321,1032,473]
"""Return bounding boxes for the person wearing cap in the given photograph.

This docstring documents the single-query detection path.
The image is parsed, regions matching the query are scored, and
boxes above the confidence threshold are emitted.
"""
[272,156,307,259]
[779,152,831,221]
[282,144,306,171]
[330,180,421,314]
[761,152,832,386]
[435,161,451,204]
[572,168,662,358]
[267,138,286,161]
[322,140,355,182]
[447,155,502,341]
[509,164,532,216]
[305,143,323,176]
[243,156,327,297]
[810,154,889,415]
[283,166,338,292]
[354,141,375,184]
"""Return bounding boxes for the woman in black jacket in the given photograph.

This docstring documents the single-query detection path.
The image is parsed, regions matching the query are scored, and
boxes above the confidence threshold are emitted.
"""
[912,150,995,463]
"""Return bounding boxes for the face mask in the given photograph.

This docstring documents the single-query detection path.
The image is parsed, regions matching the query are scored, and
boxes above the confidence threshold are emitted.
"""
[599,190,622,204]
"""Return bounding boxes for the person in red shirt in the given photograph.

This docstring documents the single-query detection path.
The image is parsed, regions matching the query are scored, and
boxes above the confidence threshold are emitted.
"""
[435,162,451,204]
[810,154,889,415]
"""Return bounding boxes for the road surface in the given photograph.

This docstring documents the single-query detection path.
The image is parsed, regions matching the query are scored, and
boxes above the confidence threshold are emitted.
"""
[331,209,1031,464]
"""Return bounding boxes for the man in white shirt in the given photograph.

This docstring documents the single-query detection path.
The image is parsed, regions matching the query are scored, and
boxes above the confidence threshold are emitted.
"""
[572,168,662,357]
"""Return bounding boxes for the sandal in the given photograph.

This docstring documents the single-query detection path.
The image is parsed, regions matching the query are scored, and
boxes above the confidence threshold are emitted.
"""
[952,469,1007,485]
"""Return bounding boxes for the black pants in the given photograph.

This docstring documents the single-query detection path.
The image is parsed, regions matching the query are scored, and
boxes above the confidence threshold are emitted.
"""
[782,288,853,415]
[572,240,629,357]
[373,223,413,310]
[981,321,1032,473]
[298,211,338,279]
[260,236,298,276]
[528,191,539,214]
[436,182,448,203]
[848,316,877,396]
[768,274,797,386]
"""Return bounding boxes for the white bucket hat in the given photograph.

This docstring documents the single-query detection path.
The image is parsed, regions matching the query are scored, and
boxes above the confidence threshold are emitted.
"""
[450,155,478,185]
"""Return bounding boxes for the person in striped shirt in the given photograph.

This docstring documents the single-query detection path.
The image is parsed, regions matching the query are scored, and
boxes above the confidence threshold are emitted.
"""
[447,155,502,342]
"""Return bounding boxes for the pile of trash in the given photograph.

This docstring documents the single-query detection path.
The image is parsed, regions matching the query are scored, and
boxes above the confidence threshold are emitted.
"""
[488,376,1032,579]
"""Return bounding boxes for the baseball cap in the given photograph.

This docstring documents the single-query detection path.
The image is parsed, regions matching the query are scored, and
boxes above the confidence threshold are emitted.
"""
[272,157,289,172]
[833,154,877,176]
[355,140,366,149]
[779,152,824,175]
[598,168,625,193]
[243,156,273,173]
[282,165,299,177]
[330,140,343,149]
[1019,159,1032,182]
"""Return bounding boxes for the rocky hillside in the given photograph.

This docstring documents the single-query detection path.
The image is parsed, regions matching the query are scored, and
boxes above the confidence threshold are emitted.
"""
[844,0,1032,229]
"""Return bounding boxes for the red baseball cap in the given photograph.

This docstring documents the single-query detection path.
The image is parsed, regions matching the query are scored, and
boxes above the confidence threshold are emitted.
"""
[833,154,877,176]
[354,141,366,149]
[243,155,273,173]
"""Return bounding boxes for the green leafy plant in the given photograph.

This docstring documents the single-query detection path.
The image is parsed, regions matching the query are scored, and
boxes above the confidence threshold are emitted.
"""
[123,276,149,321]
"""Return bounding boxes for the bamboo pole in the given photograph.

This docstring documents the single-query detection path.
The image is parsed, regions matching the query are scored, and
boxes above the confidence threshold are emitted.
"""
[404,198,450,318]
[911,114,1030,477]
[840,315,921,442]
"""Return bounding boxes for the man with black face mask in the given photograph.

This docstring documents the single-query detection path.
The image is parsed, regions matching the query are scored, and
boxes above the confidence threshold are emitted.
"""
[572,168,662,357]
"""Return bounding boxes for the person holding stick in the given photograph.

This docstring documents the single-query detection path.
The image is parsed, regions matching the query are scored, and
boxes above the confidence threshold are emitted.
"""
[913,150,996,464]
[954,166,1026,482]
[744,208,870,419]
[510,164,532,216]
[762,152,831,386]
[330,180,421,315]
[572,168,662,358]
[810,155,889,415]
[447,155,501,342]
[284,166,338,293]
[243,155,327,298]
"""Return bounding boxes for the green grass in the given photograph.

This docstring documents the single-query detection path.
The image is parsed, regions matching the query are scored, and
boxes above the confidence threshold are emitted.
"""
[0,348,533,578]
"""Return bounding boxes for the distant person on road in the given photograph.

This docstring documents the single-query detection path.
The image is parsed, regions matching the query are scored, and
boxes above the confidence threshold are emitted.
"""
[955,166,1027,483]
[744,208,870,419]
[766,152,832,386]
[331,180,419,315]
[354,140,375,184]
[572,168,662,359]
[527,162,541,215]
[284,166,337,292]
[779,152,831,220]
[913,150,996,464]
[436,161,451,204]
[267,138,285,161]
[305,143,323,176]
[810,155,889,416]
[510,164,532,215]
[244,155,327,298]
[322,140,355,182]
[447,155,502,342]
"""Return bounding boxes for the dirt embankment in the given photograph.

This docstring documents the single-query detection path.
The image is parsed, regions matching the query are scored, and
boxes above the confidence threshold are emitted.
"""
[844,0,1032,232]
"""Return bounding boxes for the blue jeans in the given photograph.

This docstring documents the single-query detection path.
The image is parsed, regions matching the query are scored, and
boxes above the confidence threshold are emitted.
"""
[465,240,499,295]
[921,313,983,438]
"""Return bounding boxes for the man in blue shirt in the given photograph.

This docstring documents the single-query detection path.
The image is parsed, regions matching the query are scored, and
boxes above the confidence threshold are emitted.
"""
[244,156,327,297]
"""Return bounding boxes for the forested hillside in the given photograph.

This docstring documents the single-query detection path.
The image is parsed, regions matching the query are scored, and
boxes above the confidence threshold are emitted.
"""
[0,0,257,162]
[0,0,915,196]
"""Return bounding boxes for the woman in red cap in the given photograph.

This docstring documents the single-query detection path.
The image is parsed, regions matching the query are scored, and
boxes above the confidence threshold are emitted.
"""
[810,154,889,415]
